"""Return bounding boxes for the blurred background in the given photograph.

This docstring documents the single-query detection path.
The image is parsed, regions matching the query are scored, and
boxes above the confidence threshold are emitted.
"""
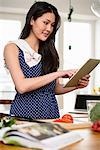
[0,0,100,113]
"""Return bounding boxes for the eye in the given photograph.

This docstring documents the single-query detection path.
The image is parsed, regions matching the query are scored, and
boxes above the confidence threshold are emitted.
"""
[51,23,55,28]
[43,21,48,25]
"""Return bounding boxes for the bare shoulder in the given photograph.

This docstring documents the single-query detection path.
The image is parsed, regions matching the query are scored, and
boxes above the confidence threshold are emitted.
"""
[4,43,19,57]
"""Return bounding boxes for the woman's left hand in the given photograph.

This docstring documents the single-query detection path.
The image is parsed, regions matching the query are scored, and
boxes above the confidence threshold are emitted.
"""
[76,74,90,89]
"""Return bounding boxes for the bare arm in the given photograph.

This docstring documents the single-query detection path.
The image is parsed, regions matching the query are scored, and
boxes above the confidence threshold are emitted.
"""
[4,43,75,94]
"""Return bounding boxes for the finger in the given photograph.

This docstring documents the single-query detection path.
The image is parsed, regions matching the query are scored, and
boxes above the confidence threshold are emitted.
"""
[78,79,89,85]
[85,74,90,78]
[81,76,90,81]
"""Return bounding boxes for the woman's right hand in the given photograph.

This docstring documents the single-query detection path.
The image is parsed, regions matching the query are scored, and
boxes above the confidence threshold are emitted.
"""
[57,69,77,79]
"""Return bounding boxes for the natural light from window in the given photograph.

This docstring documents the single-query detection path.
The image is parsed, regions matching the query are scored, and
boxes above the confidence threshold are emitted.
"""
[0,19,21,93]
[63,21,92,112]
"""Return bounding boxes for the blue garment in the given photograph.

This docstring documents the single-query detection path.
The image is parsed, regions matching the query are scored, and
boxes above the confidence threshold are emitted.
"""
[10,49,60,119]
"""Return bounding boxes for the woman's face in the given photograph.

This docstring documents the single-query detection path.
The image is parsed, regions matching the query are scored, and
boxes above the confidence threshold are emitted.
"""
[30,12,55,41]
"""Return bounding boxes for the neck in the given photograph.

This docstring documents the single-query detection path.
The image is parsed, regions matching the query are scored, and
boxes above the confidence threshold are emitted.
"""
[25,35,39,52]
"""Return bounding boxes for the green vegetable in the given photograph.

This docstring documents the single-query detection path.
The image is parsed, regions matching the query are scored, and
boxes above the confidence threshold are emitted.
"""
[90,102,100,122]
[0,118,16,129]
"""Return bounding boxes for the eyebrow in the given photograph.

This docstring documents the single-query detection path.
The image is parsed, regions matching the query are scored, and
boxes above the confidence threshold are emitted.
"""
[46,19,55,24]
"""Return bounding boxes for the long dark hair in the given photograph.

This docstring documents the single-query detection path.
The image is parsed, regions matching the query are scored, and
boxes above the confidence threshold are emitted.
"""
[20,1,61,74]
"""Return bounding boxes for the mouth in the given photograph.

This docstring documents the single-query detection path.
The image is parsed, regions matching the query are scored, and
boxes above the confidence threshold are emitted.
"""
[42,32,50,38]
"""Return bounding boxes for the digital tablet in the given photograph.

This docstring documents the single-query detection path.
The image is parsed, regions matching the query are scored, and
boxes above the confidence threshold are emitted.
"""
[64,58,100,87]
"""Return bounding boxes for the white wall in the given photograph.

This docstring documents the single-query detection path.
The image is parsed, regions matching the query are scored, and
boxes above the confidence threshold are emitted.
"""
[0,0,97,15]
[95,20,100,87]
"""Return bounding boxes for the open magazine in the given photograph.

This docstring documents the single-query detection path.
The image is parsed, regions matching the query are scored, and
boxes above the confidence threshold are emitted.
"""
[0,120,83,150]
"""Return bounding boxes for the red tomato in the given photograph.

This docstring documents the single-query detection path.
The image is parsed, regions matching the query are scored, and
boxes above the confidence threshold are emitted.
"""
[91,120,100,132]
[53,114,74,123]
[53,118,63,122]
[61,114,73,123]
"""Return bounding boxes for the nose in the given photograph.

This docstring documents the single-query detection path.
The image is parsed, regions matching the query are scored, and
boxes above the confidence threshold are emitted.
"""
[46,24,52,32]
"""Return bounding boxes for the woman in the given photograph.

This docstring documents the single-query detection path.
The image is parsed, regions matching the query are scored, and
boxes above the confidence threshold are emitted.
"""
[4,1,90,119]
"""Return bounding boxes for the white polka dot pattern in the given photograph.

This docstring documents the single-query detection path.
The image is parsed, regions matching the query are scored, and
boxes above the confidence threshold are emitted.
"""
[10,49,60,119]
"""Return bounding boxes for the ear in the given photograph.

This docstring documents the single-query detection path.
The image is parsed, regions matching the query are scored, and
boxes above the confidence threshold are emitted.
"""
[30,17,34,25]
